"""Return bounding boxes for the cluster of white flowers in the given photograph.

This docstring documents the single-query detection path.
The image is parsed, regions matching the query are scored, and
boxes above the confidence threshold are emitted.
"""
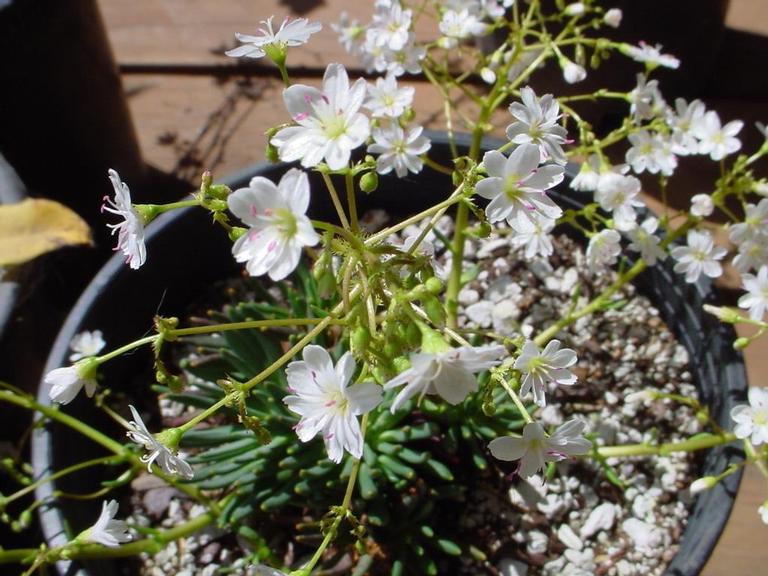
[365,73,431,178]
[333,1,424,77]
[475,86,568,261]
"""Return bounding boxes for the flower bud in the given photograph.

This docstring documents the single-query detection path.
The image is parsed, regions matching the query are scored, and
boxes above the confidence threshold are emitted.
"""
[351,325,370,354]
[360,171,379,194]
[561,58,587,84]
[734,337,751,350]
[564,2,585,16]
[703,304,741,324]
[425,277,443,295]
[207,184,231,200]
[603,8,622,28]
[480,67,496,85]
[422,295,446,327]
[476,221,492,238]
[689,476,717,494]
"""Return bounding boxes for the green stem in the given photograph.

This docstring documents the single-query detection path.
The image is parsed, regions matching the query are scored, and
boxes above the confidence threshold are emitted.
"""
[446,200,469,329]
[176,287,363,436]
[597,432,736,458]
[153,199,199,213]
[321,172,350,230]
[496,376,533,424]
[365,188,465,245]
[0,512,218,566]
[299,415,368,575]
[97,335,158,364]
[3,456,124,506]
[422,156,454,176]
[170,317,338,337]
[0,392,125,455]
[345,172,359,233]
[533,258,647,347]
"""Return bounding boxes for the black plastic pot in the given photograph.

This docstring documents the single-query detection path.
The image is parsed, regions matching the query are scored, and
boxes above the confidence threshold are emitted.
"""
[33,133,747,575]
[0,154,26,341]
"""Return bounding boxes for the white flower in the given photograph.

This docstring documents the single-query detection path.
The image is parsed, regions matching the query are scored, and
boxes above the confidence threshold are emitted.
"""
[488,420,591,477]
[514,339,577,407]
[365,73,414,118]
[271,63,370,171]
[509,211,556,260]
[734,238,768,274]
[383,344,506,412]
[564,3,585,16]
[738,266,768,320]
[476,145,565,226]
[626,217,666,266]
[332,12,365,55]
[625,130,677,176]
[570,155,602,192]
[102,169,146,270]
[695,111,743,161]
[561,58,587,84]
[586,229,622,271]
[69,330,106,362]
[628,74,666,121]
[760,502,768,525]
[623,42,680,69]
[731,387,768,446]
[689,476,717,495]
[690,193,714,218]
[729,199,768,246]
[284,346,382,463]
[595,173,644,231]
[368,1,412,52]
[227,168,319,281]
[368,124,431,178]
[506,87,569,164]
[671,229,727,283]
[669,98,706,155]
[603,8,622,28]
[438,9,489,48]
[225,16,321,59]
[45,359,99,405]
[81,500,131,547]
[126,405,194,479]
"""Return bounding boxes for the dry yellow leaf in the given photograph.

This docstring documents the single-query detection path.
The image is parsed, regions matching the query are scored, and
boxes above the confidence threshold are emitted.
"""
[0,198,92,266]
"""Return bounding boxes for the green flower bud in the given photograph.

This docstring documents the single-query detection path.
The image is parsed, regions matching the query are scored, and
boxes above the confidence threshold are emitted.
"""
[405,322,421,346]
[266,142,280,163]
[689,476,718,494]
[425,277,443,295]
[207,184,232,202]
[360,171,379,194]
[478,221,492,238]
[734,337,751,350]
[422,295,446,328]
[351,325,370,354]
